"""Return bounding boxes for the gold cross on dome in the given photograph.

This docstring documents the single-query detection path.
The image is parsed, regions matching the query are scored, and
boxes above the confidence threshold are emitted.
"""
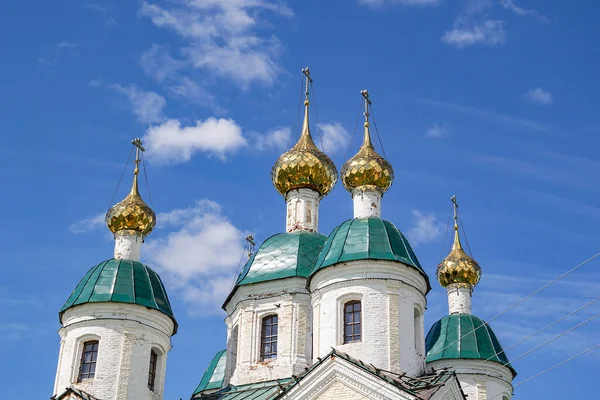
[132,138,145,173]
[361,89,372,121]
[451,195,459,226]
[302,67,312,103]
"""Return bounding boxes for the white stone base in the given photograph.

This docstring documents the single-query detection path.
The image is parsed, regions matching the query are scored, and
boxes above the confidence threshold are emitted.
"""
[285,188,320,232]
[447,283,472,315]
[114,231,143,260]
[352,189,382,218]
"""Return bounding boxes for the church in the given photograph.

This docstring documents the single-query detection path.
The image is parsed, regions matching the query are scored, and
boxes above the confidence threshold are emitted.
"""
[51,69,516,400]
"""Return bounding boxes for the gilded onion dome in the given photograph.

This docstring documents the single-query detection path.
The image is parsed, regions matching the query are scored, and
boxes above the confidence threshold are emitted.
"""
[341,90,394,194]
[271,68,337,197]
[106,141,156,237]
[436,197,481,287]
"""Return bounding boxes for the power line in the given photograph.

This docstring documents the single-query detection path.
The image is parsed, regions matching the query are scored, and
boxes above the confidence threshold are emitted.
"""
[309,81,326,152]
[460,297,600,377]
[106,145,134,212]
[485,343,600,400]
[411,251,600,375]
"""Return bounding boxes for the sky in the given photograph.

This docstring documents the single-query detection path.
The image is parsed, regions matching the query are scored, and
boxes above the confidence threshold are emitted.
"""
[1,0,599,398]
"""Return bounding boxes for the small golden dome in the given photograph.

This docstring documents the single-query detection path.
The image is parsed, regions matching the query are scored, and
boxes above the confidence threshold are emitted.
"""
[436,211,481,287]
[271,73,337,197]
[106,152,156,237]
[341,91,394,194]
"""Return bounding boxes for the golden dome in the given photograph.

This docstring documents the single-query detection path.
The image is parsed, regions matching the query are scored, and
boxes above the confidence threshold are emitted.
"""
[272,70,337,197]
[436,206,481,287]
[341,91,394,194]
[106,149,156,237]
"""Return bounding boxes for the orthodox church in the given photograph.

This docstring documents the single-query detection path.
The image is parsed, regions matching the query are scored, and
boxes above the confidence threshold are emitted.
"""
[51,69,516,400]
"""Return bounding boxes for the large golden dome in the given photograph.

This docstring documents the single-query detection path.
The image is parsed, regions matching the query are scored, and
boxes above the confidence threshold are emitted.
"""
[437,224,481,287]
[106,160,156,237]
[341,91,394,194]
[272,98,337,197]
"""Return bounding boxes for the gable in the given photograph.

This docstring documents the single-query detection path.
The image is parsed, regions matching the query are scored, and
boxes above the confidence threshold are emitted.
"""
[281,356,416,400]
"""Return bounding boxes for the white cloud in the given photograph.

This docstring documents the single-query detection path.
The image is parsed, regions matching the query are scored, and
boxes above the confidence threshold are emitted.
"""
[139,0,291,88]
[443,19,505,48]
[88,78,102,88]
[523,88,553,105]
[318,123,350,154]
[145,199,247,315]
[251,127,291,151]
[359,0,441,5]
[140,44,185,83]
[407,210,442,246]
[425,123,449,138]
[499,0,549,22]
[69,213,105,234]
[167,77,223,113]
[57,42,77,50]
[142,118,246,164]
[109,84,167,124]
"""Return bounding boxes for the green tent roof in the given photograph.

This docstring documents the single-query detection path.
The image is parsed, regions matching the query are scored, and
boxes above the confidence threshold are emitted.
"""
[59,258,177,334]
[310,218,430,290]
[236,231,327,286]
[425,313,516,377]
[193,349,227,396]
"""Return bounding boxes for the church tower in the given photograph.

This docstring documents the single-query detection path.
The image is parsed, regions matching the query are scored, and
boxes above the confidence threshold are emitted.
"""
[53,139,177,400]
[425,196,516,400]
[222,68,337,386]
[309,91,430,375]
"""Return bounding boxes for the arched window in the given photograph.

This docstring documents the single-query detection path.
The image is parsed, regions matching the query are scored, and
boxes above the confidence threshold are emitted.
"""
[77,340,99,381]
[343,301,361,343]
[260,315,278,361]
[148,349,158,391]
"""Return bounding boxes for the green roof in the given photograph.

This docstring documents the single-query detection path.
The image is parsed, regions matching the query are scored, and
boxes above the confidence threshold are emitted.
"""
[193,350,227,396]
[235,231,327,286]
[425,313,516,377]
[60,258,177,334]
[193,379,291,399]
[311,218,430,290]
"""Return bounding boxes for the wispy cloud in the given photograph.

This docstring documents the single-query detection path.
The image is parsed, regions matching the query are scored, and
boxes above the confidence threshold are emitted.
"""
[251,127,291,151]
[69,213,105,233]
[57,42,77,50]
[523,88,553,105]
[425,123,449,139]
[145,199,247,315]
[416,99,550,132]
[109,84,167,124]
[318,123,351,154]
[443,18,505,48]
[407,209,443,246]
[141,44,185,83]
[499,0,549,22]
[0,323,29,340]
[139,0,292,88]
[86,4,106,12]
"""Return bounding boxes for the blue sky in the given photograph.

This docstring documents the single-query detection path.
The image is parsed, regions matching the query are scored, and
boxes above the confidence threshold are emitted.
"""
[1,0,599,398]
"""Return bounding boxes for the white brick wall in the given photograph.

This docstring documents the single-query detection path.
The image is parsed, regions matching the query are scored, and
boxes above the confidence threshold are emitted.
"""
[225,278,312,386]
[54,303,174,400]
[310,260,428,375]
[285,188,321,232]
[427,359,513,400]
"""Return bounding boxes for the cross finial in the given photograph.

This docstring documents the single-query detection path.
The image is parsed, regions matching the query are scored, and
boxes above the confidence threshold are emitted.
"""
[132,138,145,175]
[451,195,459,230]
[245,234,256,257]
[302,67,312,105]
[361,90,372,124]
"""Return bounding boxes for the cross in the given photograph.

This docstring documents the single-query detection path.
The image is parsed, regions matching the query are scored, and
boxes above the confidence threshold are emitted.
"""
[451,195,459,226]
[302,67,312,103]
[361,89,372,121]
[245,234,256,257]
[132,138,145,174]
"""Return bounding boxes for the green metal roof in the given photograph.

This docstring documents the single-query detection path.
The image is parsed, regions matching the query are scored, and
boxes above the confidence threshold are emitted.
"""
[311,218,430,290]
[193,379,291,399]
[193,350,227,396]
[236,231,327,286]
[425,313,516,377]
[59,258,177,333]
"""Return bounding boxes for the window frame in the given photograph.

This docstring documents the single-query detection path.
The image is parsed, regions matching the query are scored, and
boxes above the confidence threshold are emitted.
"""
[148,349,158,391]
[77,340,99,382]
[260,314,278,361]
[343,300,362,344]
